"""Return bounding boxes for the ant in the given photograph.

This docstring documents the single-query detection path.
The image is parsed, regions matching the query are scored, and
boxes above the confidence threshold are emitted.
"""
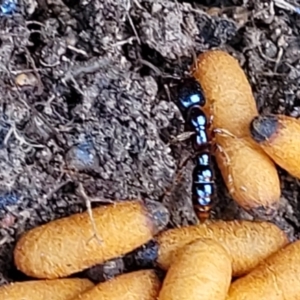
[174,77,217,222]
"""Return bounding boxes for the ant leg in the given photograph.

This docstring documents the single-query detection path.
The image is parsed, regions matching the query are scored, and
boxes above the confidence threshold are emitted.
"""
[206,99,217,139]
[189,47,198,73]
[161,142,212,203]
[207,101,215,131]
[206,100,236,141]
[168,131,195,146]
[212,128,237,192]
[162,152,195,200]
[213,141,235,194]
[213,127,236,139]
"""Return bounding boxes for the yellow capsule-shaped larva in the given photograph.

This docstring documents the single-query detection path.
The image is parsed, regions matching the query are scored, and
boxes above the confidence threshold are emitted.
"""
[158,239,232,300]
[250,114,300,179]
[156,220,288,277]
[14,200,169,279]
[0,278,94,300]
[214,134,281,217]
[70,270,161,300]
[192,49,258,138]
[227,240,300,300]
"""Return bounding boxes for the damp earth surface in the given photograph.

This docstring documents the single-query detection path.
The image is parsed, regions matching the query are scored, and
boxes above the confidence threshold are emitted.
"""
[0,0,300,284]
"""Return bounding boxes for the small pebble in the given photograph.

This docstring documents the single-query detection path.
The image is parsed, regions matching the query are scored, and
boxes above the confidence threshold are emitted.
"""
[0,191,19,209]
[65,142,100,171]
[15,73,38,87]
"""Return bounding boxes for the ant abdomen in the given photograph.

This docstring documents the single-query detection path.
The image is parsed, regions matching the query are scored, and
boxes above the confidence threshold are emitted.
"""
[192,152,216,221]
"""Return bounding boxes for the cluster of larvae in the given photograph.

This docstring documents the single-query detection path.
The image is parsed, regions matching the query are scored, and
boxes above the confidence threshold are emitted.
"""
[1,200,299,299]
[190,49,300,218]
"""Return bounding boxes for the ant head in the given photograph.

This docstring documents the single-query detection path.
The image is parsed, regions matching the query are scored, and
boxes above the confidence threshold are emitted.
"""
[176,77,206,114]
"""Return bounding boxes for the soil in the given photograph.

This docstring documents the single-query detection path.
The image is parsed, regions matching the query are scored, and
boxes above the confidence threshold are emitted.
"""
[1,0,300,286]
